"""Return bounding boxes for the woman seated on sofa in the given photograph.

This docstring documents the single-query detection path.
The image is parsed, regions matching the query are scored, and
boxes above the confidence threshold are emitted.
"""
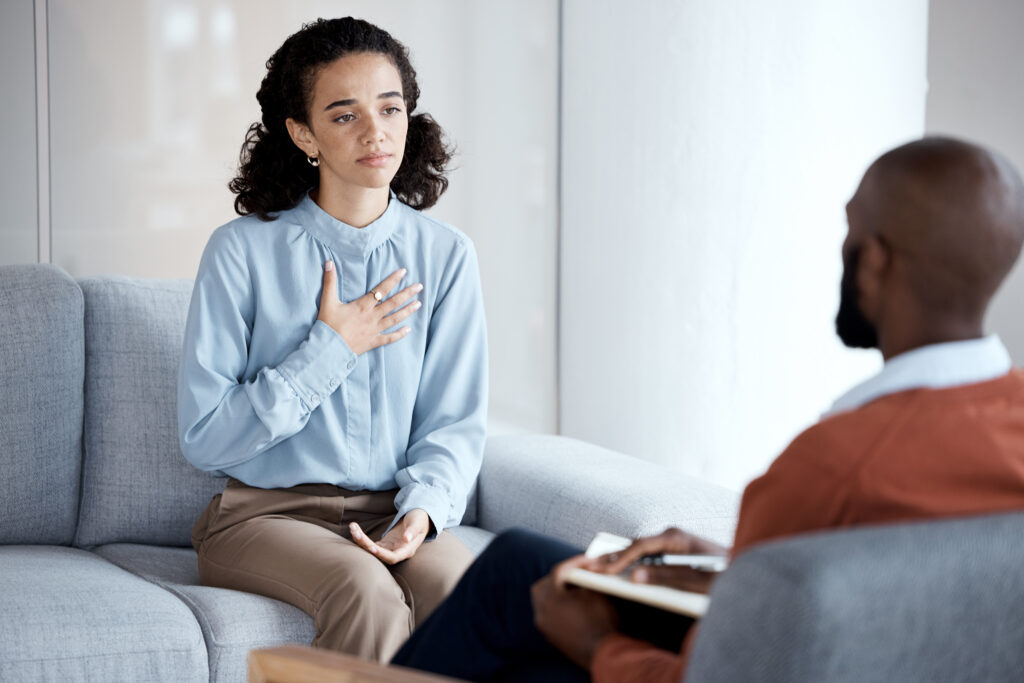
[176,16,487,663]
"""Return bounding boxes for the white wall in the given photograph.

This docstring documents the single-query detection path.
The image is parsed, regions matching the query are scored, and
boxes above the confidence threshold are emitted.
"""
[0,0,37,266]
[5,2,960,481]
[927,0,1024,363]
[36,0,558,434]
[560,0,929,491]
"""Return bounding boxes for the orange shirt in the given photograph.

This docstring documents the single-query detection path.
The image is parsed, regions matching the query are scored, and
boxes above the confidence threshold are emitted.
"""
[593,369,1024,683]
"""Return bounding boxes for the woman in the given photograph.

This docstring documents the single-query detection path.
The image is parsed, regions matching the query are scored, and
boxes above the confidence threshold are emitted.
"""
[178,17,486,662]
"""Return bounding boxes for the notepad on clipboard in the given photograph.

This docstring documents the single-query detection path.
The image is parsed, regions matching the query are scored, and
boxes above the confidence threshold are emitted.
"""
[561,532,712,618]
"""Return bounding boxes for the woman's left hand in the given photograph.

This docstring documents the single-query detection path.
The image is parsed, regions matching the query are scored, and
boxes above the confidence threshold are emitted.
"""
[349,509,431,564]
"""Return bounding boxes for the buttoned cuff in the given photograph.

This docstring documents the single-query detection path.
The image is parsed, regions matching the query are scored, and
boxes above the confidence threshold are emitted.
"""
[391,484,451,540]
[274,321,358,413]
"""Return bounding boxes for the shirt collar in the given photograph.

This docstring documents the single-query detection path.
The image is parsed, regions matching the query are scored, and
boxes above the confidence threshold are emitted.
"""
[292,190,400,259]
[825,335,1012,417]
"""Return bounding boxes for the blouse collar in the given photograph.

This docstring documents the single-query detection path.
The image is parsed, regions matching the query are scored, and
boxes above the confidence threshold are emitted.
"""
[292,190,400,259]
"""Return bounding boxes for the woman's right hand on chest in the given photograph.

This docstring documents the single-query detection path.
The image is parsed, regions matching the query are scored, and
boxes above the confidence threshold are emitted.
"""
[317,261,423,356]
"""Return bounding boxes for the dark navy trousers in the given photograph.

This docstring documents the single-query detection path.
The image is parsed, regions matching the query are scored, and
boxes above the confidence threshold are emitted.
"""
[391,528,691,682]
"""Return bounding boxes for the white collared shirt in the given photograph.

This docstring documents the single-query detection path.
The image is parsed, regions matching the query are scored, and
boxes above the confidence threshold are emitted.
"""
[825,335,1013,417]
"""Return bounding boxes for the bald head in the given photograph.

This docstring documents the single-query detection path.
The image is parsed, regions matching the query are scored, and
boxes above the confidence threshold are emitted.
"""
[853,137,1024,311]
[840,137,1024,357]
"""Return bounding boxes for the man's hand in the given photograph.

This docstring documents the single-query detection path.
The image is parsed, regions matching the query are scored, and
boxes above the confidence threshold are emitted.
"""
[349,509,431,565]
[581,527,728,595]
[531,557,620,670]
[318,262,423,356]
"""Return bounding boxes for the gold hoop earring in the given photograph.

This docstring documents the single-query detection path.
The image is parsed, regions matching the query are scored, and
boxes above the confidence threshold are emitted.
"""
[307,155,320,167]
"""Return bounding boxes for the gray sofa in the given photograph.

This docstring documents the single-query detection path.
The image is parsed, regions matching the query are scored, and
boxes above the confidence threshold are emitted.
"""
[0,264,738,682]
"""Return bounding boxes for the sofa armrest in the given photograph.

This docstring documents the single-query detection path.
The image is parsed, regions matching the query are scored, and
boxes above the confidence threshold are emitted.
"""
[476,434,738,549]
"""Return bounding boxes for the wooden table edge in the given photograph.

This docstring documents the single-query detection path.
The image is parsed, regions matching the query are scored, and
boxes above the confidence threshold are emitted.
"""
[248,645,467,683]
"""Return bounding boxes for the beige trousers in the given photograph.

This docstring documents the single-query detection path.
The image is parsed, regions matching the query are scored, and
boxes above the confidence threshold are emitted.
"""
[191,478,473,662]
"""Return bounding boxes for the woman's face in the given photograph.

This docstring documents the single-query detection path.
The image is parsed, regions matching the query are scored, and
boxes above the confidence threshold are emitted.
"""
[289,52,409,197]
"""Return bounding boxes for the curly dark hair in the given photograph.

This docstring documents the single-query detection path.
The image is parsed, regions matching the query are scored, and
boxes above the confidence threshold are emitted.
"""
[229,17,452,220]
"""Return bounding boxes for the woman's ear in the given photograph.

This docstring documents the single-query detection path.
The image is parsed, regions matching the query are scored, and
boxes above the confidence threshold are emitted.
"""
[285,118,317,158]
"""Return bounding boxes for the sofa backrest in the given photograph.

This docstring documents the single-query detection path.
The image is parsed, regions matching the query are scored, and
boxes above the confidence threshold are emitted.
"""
[685,511,1024,683]
[0,265,85,545]
[73,275,225,548]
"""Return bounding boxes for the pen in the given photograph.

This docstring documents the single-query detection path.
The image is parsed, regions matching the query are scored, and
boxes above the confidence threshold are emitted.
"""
[638,553,728,572]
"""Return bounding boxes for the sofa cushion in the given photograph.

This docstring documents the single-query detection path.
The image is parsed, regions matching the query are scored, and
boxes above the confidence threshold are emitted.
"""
[0,546,207,682]
[96,526,493,682]
[94,543,204,586]
[173,585,316,683]
[685,511,1024,683]
[0,264,84,545]
[74,276,226,548]
[95,544,316,683]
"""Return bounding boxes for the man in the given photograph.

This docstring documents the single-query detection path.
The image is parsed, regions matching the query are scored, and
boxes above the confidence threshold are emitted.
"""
[390,137,1024,682]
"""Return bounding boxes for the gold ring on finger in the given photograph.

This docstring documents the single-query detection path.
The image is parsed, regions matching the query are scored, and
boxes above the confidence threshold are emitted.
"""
[370,290,383,302]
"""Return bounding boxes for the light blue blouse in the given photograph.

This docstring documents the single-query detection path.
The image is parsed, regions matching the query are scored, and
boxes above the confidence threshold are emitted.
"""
[177,193,488,534]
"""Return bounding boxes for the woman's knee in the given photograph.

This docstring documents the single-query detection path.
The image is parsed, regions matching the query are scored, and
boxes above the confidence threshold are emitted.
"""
[313,569,412,660]
[316,561,409,618]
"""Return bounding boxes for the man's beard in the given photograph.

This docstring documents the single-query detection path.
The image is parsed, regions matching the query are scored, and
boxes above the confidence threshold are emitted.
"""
[835,246,879,349]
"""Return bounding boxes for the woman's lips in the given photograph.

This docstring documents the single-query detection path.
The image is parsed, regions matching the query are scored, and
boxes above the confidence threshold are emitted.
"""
[358,153,392,167]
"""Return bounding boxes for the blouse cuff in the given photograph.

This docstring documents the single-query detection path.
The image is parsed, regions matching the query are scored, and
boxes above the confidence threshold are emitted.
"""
[274,321,358,413]
[391,483,451,540]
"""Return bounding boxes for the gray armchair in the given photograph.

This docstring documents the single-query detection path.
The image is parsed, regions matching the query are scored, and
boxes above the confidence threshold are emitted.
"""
[686,511,1024,682]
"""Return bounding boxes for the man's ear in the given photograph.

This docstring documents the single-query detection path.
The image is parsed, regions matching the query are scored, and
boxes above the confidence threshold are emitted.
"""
[285,118,317,158]
[856,233,890,318]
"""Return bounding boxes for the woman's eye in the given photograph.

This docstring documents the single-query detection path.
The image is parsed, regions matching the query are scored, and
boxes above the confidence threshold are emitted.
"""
[383,106,402,116]
[335,113,356,123]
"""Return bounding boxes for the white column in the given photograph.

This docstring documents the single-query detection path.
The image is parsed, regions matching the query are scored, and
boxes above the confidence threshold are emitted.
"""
[560,0,929,490]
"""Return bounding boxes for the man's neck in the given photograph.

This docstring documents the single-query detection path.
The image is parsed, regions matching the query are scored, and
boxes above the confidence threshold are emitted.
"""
[879,319,986,362]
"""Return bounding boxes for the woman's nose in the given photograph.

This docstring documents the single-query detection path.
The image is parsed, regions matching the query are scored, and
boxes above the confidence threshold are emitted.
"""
[362,116,386,144]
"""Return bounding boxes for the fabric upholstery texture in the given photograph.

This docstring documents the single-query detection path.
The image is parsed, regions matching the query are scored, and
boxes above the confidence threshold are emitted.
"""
[0,264,84,545]
[95,543,317,682]
[0,546,207,682]
[478,435,739,548]
[686,511,1024,683]
[460,480,479,526]
[75,276,227,548]
[447,524,495,556]
[94,543,203,586]
[173,585,317,683]
[96,527,494,681]
[95,526,492,680]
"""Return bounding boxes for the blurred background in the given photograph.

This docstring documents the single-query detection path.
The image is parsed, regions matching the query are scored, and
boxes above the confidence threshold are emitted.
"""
[2,0,1022,492]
